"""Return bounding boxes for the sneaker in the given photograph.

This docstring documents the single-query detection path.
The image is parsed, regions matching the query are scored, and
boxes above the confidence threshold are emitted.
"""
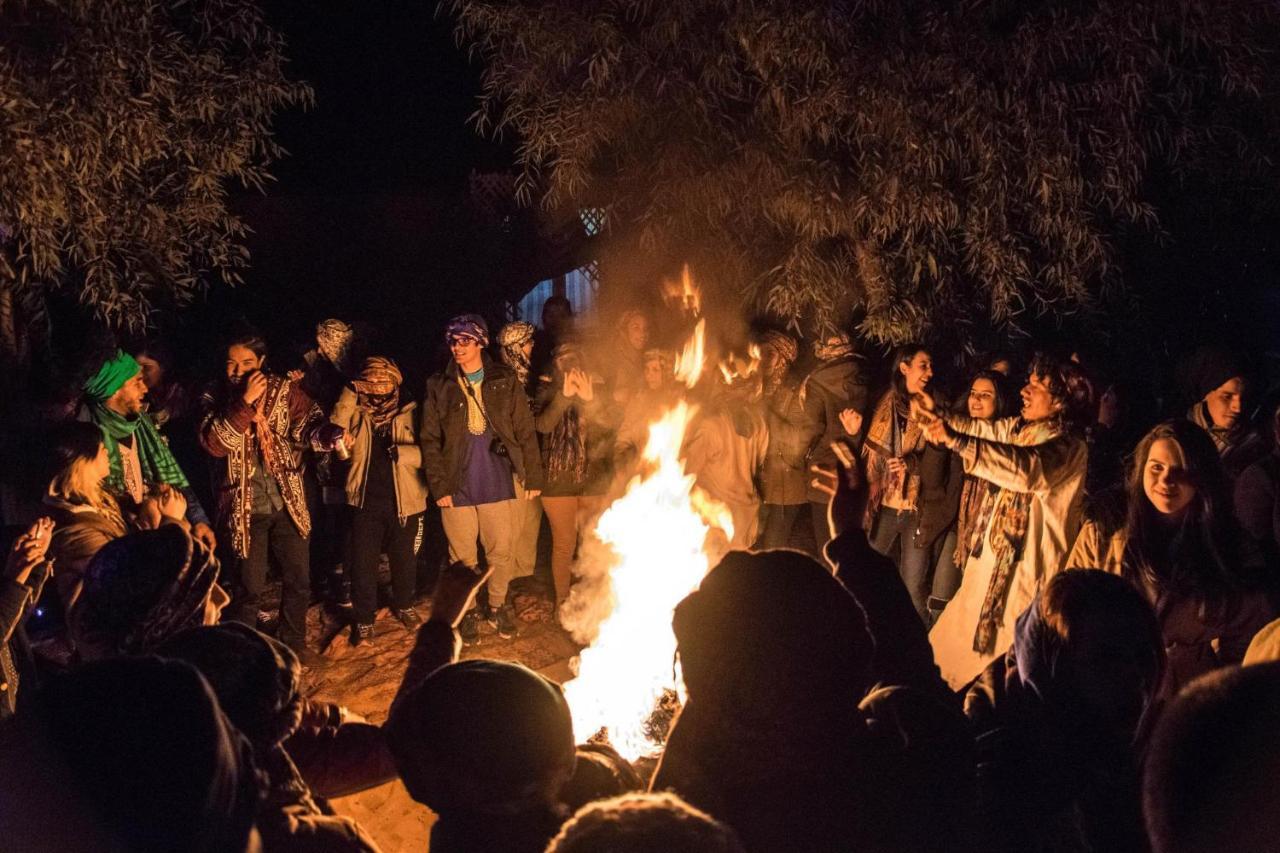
[351,622,375,646]
[458,610,482,643]
[395,607,423,631]
[495,604,519,640]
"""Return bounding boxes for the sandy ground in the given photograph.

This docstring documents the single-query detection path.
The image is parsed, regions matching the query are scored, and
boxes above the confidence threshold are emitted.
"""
[301,577,579,852]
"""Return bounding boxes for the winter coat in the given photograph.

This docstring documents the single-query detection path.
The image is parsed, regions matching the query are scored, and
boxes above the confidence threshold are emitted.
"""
[683,402,768,551]
[760,381,814,506]
[532,379,621,497]
[801,355,871,503]
[1,562,51,721]
[198,375,329,558]
[419,356,544,500]
[330,389,429,521]
[43,495,130,610]
[613,386,681,476]
[928,416,1088,689]
[1066,521,1275,697]
[1235,448,1280,567]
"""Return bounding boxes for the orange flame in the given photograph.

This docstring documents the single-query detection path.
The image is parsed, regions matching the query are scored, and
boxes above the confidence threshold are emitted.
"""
[661,264,701,317]
[717,342,762,386]
[561,325,733,760]
[674,319,707,388]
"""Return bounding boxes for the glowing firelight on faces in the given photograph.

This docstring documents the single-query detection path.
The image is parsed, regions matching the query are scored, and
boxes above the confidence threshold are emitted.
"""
[561,315,733,760]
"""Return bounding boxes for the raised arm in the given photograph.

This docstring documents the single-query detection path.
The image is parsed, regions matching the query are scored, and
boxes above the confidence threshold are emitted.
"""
[816,457,947,695]
[197,390,254,458]
[330,386,359,433]
[944,414,1023,444]
[953,431,1086,495]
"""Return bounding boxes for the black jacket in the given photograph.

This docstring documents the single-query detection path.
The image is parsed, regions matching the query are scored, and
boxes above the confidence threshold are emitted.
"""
[420,355,544,500]
[915,445,964,548]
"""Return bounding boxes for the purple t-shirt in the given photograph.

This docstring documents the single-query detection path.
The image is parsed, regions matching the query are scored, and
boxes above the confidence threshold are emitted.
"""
[451,369,516,506]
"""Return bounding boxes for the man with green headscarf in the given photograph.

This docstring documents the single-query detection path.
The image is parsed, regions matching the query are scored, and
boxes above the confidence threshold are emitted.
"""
[80,350,218,552]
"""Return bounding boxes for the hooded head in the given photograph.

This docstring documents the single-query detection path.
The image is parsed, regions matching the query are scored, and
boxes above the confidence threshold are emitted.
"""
[1014,569,1164,738]
[315,319,354,370]
[73,526,222,660]
[1144,662,1280,853]
[0,656,261,853]
[158,623,303,748]
[385,660,576,816]
[674,549,872,722]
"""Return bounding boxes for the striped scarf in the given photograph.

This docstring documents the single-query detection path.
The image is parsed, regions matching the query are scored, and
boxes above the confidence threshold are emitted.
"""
[91,403,189,495]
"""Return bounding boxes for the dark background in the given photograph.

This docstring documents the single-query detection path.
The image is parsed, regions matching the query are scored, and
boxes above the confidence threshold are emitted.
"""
[186,1,522,384]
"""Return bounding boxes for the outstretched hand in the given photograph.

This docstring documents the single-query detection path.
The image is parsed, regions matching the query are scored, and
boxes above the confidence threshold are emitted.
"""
[429,562,493,628]
[810,441,866,542]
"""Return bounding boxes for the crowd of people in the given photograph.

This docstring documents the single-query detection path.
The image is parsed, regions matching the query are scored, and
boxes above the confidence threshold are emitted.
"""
[0,293,1279,852]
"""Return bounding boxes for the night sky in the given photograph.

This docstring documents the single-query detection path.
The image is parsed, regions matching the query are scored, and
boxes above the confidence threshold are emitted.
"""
[204,1,517,375]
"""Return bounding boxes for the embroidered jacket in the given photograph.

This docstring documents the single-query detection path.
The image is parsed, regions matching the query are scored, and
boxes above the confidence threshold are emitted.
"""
[198,375,328,558]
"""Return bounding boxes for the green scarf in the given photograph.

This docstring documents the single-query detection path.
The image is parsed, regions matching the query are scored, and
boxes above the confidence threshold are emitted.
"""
[91,402,189,494]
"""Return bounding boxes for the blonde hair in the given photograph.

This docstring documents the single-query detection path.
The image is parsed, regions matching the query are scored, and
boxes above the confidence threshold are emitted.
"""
[48,424,120,522]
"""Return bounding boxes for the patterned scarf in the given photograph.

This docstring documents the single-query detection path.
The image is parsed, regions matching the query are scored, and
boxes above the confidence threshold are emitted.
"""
[954,475,999,566]
[860,390,923,525]
[498,321,535,388]
[546,394,586,484]
[968,418,1056,654]
[91,402,189,494]
[814,333,854,362]
[351,356,402,436]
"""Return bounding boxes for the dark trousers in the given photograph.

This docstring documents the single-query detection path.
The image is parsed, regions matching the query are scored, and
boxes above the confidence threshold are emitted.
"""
[348,507,422,625]
[869,506,932,624]
[810,501,833,559]
[230,510,311,648]
[929,527,962,623]
[758,503,804,550]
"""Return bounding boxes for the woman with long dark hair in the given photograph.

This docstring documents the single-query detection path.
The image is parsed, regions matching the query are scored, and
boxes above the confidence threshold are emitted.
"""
[1067,419,1273,695]
[860,344,934,617]
[917,369,1015,624]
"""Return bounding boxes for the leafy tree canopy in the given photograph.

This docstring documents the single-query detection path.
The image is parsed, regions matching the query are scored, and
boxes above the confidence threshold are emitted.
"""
[0,0,311,356]
[446,0,1280,347]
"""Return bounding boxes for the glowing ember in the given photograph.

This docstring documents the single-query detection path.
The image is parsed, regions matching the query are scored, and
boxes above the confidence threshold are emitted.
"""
[562,401,730,759]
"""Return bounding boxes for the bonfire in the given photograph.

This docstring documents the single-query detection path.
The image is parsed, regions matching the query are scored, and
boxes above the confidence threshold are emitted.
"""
[560,295,736,761]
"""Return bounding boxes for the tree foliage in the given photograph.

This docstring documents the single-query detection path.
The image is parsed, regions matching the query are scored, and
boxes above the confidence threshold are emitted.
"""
[445,0,1280,346]
[0,0,311,357]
